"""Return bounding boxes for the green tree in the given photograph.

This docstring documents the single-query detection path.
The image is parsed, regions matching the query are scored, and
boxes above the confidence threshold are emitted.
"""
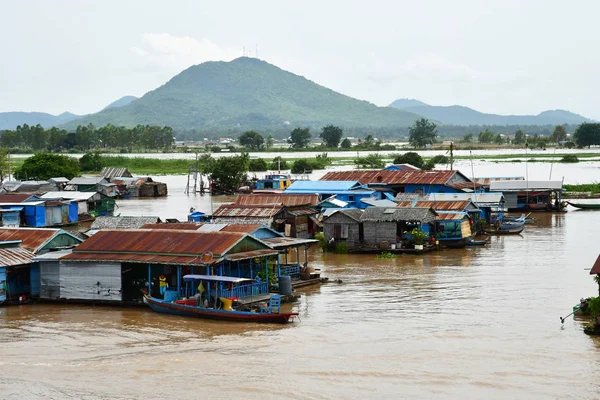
[494,133,504,144]
[514,129,526,145]
[340,138,352,149]
[291,159,313,174]
[320,125,343,148]
[239,130,264,150]
[408,118,437,148]
[205,153,249,193]
[392,152,424,169]
[265,134,274,149]
[551,125,567,144]
[461,133,474,143]
[0,149,10,183]
[269,156,289,170]
[248,158,268,172]
[478,129,494,143]
[364,134,375,145]
[79,151,105,172]
[15,153,80,180]
[354,154,384,168]
[289,127,311,148]
[573,123,600,148]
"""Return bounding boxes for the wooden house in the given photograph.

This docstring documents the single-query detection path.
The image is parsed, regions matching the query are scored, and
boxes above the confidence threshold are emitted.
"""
[323,209,363,250]
[360,207,437,248]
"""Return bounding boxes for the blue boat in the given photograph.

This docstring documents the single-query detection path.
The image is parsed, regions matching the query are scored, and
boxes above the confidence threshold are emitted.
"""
[143,274,298,324]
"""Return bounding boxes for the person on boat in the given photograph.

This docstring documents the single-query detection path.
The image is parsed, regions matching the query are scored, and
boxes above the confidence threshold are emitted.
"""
[195,281,205,306]
[159,274,168,296]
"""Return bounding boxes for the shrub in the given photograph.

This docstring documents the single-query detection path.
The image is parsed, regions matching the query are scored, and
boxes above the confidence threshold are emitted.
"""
[334,242,348,254]
[248,158,268,171]
[79,151,105,172]
[376,251,397,259]
[269,156,289,170]
[291,159,313,174]
[315,232,327,251]
[354,154,384,168]
[392,152,424,169]
[560,155,579,163]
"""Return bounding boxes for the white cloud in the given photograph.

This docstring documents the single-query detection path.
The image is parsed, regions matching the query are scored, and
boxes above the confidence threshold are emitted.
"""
[129,33,239,72]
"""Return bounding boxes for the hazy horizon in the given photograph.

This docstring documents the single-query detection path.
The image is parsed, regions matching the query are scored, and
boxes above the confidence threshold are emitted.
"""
[2,0,599,120]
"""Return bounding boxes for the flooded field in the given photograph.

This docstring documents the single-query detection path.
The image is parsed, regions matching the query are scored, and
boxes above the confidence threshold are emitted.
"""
[1,163,600,399]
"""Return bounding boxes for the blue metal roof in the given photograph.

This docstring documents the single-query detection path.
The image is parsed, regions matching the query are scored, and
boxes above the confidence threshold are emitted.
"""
[285,180,368,193]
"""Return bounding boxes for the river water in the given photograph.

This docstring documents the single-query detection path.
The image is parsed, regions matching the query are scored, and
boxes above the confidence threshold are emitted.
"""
[1,164,600,399]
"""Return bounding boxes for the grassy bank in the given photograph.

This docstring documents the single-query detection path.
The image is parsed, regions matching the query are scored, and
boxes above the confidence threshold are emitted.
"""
[102,156,193,175]
[564,183,600,194]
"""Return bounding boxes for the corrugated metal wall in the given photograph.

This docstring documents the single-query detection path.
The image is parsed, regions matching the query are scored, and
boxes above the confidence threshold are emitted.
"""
[60,262,122,301]
[40,262,60,299]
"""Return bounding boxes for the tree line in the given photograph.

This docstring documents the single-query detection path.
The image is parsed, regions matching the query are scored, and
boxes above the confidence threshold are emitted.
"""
[0,123,175,152]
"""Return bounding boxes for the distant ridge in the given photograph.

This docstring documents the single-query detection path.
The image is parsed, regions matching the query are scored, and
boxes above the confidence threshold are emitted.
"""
[64,57,422,130]
[0,111,80,130]
[103,95,138,110]
[389,98,591,126]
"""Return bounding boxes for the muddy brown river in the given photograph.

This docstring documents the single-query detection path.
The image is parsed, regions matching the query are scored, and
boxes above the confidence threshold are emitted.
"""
[1,171,600,399]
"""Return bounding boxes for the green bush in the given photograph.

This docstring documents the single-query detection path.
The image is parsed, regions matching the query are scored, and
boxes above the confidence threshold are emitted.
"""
[79,151,105,172]
[376,251,397,259]
[269,156,289,170]
[560,155,579,163]
[248,158,268,171]
[334,242,348,254]
[291,159,313,174]
[392,152,424,169]
[315,232,327,251]
[354,154,384,168]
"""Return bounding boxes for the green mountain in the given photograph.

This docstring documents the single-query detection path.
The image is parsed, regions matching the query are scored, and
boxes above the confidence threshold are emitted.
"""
[389,98,591,126]
[103,95,138,110]
[0,111,80,130]
[66,57,421,130]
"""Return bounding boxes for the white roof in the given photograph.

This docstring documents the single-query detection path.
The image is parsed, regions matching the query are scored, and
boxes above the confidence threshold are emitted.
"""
[40,191,98,201]
[360,198,398,207]
[196,224,228,232]
[32,249,73,261]
[320,196,348,208]
[489,180,563,191]
[427,193,505,205]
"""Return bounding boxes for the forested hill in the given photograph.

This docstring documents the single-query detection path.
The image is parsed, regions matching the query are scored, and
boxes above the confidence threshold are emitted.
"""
[65,57,422,130]
[0,111,79,130]
[389,99,591,126]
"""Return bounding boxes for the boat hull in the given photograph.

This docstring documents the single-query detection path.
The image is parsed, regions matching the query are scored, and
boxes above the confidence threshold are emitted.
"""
[485,221,524,235]
[144,295,297,324]
[567,202,600,210]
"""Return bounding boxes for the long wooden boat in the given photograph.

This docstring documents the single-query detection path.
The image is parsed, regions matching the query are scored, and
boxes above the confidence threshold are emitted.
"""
[143,294,297,324]
[567,201,600,210]
[484,221,525,235]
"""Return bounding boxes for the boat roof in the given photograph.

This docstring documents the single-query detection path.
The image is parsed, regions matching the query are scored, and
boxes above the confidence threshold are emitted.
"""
[182,274,254,283]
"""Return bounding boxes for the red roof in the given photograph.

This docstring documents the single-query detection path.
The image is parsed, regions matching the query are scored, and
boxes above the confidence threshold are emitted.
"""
[63,229,271,265]
[220,224,263,233]
[0,194,35,203]
[435,213,469,221]
[396,200,473,211]
[140,223,203,230]
[236,194,318,207]
[0,228,61,253]
[319,170,465,185]
[591,255,600,275]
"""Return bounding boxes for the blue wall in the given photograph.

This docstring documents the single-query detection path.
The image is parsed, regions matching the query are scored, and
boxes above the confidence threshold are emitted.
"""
[404,184,462,194]
[24,205,46,227]
[69,202,78,223]
[30,263,40,296]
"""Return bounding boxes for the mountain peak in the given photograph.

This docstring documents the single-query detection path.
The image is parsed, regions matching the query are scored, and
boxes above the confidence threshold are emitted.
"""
[388,98,429,109]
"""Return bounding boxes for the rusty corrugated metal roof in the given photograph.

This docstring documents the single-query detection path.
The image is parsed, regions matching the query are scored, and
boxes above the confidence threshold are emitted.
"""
[212,204,282,219]
[590,255,600,275]
[139,223,203,230]
[288,207,319,216]
[445,182,484,190]
[0,228,60,253]
[66,229,247,259]
[62,252,217,266]
[220,224,263,233]
[435,213,469,221]
[396,201,472,211]
[0,246,35,266]
[236,194,319,206]
[320,170,462,185]
[0,194,34,203]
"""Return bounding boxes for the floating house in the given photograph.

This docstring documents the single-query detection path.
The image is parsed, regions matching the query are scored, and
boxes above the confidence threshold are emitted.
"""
[57,230,279,304]
[359,207,437,248]
[40,191,103,216]
[322,209,363,250]
[0,199,79,228]
[320,170,476,195]
[284,180,379,208]
[411,193,507,223]
[489,180,565,211]
[434,211,473,248]
[110,177,168,198]
[91,216,161,230]
[0,243,37,303]
[48,177,69,190]
[0,228,85,254]
[67,177,117,198]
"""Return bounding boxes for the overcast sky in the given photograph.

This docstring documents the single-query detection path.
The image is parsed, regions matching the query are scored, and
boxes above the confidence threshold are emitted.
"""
[2,0,599,119]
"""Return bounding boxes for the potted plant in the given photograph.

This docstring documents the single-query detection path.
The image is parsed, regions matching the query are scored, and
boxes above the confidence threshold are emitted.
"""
[410,228,427,250]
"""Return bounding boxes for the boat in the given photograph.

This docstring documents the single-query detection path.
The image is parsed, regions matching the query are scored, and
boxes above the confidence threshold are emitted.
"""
[584,324,600,336]
[143,274,298,324]
[504,213,536,224]
[567,201,600,210]
[484,220,525,235]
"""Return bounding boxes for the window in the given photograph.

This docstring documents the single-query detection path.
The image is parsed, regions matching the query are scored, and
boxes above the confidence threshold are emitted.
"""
[348,195,355,202]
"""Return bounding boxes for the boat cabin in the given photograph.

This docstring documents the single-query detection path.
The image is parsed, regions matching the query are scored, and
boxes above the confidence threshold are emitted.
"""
[254,174,292,191]
[177,274,260,306]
